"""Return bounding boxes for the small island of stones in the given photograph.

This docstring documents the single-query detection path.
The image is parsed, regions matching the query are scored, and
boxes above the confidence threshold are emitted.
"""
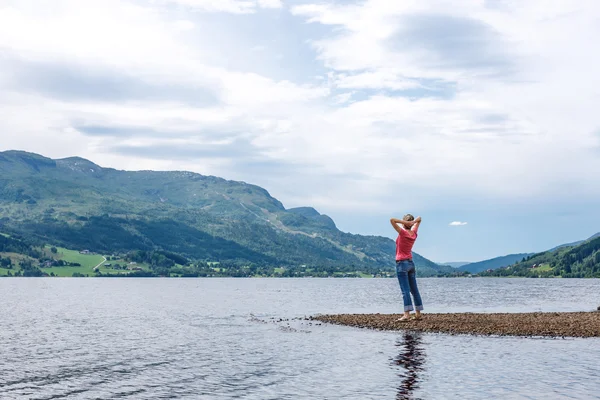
[311,311,600,338]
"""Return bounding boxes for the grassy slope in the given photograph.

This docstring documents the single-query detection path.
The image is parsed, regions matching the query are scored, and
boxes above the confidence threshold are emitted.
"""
[42,247,105,277]
[0,252,36,276]
[53,247,105,268]
[479,236,600,277]
[0,151,450,275]
[0,244,150,277]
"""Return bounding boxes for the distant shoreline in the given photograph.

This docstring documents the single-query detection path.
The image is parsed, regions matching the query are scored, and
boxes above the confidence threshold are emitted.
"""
[2,275,598,279]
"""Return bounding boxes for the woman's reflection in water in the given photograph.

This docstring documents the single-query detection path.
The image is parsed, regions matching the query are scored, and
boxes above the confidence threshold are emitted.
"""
[393,332,426,400]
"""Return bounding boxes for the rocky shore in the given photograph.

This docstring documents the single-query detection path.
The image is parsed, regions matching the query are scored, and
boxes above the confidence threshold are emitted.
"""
[311,312,600,338]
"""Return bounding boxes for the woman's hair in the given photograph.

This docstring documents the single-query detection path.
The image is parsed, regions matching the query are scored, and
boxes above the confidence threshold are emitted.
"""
[403,214,415,222]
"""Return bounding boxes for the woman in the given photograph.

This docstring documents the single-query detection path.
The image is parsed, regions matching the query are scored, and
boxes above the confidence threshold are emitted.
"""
[390,214,423,321]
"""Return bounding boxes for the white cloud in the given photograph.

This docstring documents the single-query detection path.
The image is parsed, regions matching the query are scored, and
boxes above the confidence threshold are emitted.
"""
[173,20,195,31]
[332,70,421,91]
[449,221,468,226]
[257,0,283,9]
[331,91,354,105]
[1,0,600,219]
[289,0,600,205]
[162,0,282,13]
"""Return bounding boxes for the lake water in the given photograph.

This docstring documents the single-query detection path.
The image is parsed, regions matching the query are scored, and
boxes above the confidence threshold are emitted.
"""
[1,278,600,399]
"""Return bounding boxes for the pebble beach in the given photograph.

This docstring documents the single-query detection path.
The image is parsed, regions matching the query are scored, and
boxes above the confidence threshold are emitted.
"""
[311,311,600,338]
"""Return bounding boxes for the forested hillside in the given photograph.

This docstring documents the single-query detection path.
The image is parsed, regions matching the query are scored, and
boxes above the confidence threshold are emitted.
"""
[479,236,600,278]
[458,253,534,273]
[0,151,453,277]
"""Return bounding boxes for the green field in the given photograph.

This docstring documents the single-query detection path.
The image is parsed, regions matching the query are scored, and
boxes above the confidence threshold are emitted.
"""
[40,246,105,276]
[50,247,105,268]
[0,244,153,277]
[44,263,149,277]
[533,264,553,272]
[100,262,151,275]
[43,265,95,277]
[49,247,152,276]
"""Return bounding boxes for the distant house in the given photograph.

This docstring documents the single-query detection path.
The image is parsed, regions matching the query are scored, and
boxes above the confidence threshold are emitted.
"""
[80,250,90,254]
[104,263,111,267]
[129,262,137,265]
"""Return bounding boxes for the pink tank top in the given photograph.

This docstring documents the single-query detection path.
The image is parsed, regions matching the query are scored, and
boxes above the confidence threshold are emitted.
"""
[396,228,418,261]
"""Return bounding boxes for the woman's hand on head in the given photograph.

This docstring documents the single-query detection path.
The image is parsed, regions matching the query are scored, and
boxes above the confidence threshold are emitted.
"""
[393,218,414,227]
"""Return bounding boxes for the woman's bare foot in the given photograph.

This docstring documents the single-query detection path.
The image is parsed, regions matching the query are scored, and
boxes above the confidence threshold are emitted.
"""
[413,311,422,320]
[397,312,411,322]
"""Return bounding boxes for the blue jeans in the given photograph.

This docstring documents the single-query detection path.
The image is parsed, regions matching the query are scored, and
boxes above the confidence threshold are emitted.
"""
[396,260,424,312]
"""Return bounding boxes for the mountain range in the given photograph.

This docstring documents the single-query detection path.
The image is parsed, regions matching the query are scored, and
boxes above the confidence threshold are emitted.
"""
[442,261,470,268]
[547,232,600,252]
[452,232,600,274]
[457,253,534,273]
[0,150,453,277]
[479,233,600,278]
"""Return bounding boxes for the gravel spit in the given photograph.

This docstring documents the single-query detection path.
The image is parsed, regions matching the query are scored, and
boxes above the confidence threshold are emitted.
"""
[310,312,600,338]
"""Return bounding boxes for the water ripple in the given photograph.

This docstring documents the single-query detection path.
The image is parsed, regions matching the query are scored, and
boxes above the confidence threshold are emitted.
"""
[1,278,599,399]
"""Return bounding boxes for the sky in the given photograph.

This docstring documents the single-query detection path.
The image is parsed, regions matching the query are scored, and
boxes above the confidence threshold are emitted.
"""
[1,0,600,262]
